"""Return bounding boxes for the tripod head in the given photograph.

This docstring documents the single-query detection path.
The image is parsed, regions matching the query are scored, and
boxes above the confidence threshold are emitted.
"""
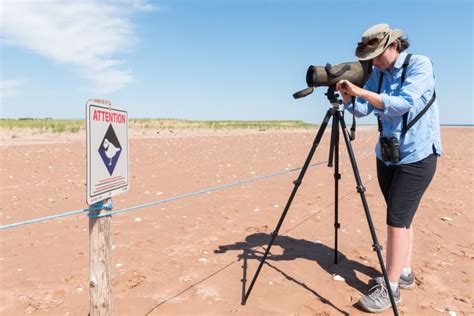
[325,86,343,107]
[293,78,356,141]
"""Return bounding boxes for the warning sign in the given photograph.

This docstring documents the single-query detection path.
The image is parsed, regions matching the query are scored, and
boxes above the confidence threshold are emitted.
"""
[86,100,129,205]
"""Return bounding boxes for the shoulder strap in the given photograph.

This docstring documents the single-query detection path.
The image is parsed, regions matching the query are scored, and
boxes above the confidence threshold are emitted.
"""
[401,54,412,85]
[377,72,384,94]
[350,96,356,140]
[400,53,437,135]
[377,54,436,136]
[377,54,435,137]
[401,54,412,131]
[401,91,436,136]
[377,54,412,136]
[377,72,384,136]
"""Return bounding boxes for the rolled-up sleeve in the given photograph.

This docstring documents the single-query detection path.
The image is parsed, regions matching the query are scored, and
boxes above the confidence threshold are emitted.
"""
[381,56,435,117]
[344,98,374,117]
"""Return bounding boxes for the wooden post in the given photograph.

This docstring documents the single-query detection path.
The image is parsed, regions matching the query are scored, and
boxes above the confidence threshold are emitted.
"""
[89,198,113,316]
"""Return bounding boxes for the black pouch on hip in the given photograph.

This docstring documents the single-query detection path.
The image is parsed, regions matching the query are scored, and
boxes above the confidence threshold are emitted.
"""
[379,137,400,163]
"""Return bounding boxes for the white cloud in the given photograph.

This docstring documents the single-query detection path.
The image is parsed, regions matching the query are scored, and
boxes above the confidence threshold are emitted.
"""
[0,80,27,97]
[122,0,161,12]
[0,0,158,94]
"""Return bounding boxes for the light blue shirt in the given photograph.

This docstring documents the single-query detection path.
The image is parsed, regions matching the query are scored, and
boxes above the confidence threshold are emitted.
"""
[344,52,443,165]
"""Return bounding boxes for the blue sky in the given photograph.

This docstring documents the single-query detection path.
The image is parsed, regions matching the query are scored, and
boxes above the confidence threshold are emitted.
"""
[1,0,472,125]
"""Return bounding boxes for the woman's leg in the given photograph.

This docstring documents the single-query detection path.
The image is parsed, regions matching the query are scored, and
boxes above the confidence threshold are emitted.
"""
[376,159,394,203]
[405,226,414,268]
[386,155,437,279]
[359,155,437,312]
[386,226,410,282]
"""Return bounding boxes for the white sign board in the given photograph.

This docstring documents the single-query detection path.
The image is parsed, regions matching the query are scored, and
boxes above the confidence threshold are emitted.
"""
[86,100,129,205]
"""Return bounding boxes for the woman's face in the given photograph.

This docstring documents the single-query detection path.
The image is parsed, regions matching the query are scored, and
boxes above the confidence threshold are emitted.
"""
[373,43,399,70]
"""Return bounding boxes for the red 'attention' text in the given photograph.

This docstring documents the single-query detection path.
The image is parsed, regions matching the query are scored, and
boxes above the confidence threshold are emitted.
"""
[92,109,126,124]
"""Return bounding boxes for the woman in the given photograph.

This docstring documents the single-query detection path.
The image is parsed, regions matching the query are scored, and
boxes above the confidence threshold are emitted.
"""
[336,23,442,313]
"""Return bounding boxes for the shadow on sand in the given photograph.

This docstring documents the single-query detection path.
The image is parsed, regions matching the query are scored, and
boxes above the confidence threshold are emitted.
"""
[215,233,381,314]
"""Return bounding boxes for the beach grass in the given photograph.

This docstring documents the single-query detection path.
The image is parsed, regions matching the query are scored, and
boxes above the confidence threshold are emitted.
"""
[0,118,315,133]
[0,119,83,133]
[130,119,315,130]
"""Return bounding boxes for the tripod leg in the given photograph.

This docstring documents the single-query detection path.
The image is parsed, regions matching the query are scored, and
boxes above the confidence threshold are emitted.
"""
[333,113,341,264]
[242,108,333,305]
[338,112,399,316]
[328,109,337,168]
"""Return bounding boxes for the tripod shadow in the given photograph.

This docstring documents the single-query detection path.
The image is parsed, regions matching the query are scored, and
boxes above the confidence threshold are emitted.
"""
[215,233,380,313]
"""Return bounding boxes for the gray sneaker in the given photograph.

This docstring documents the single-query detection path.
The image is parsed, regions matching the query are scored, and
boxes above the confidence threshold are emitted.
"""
[359,282,402,313]
[368,272,415,289]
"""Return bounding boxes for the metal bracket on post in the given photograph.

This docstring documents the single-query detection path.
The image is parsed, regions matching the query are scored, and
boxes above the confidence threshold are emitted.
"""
[90,98,112,108]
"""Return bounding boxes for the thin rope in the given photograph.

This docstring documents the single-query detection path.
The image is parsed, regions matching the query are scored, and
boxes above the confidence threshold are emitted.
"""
[89,160,329,218]
[0,160,329,229]
[1,146,371,230]
[0,205,103,231]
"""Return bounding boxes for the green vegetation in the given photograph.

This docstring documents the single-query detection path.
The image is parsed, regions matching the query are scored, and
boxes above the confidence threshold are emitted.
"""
[0,119,84,133]
[0,118,316,133]
[130,119,316,130]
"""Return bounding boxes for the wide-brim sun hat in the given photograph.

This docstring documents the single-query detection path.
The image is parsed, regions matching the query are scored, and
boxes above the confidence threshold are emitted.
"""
[355,23,404,61]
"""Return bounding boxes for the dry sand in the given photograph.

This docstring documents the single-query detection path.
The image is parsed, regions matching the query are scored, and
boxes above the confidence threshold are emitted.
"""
[0,126,472,315]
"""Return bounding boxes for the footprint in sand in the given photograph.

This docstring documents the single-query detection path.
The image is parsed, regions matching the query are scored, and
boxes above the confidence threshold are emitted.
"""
[23,290,65,313]
[127,275,146,289]
[195,285,222,301]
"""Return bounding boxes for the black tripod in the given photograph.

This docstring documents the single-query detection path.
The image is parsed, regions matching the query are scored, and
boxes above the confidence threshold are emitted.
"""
[241,86,399,315]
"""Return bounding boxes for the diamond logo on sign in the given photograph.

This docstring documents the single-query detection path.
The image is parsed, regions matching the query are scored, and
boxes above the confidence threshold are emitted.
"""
[98,124,122,176]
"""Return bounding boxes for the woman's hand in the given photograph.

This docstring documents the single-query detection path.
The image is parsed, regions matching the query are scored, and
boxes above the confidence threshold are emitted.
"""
[337,79,362,96]
[336,80,385,110]
[336,80,356,104]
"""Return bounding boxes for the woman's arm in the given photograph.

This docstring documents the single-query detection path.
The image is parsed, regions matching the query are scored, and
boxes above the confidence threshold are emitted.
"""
[336,80,376,117]
[336,79,384,109]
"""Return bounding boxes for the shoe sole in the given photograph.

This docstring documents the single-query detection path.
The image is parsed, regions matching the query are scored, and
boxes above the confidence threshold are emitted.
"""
[359,297,402,313]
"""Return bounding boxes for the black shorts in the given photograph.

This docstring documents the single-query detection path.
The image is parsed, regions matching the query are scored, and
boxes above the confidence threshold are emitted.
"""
[376,154,437,228]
